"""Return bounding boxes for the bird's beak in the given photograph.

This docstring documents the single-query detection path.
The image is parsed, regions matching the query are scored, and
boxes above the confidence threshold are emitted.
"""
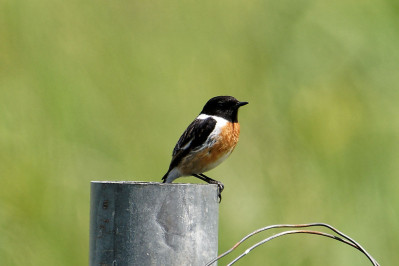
[238,101,249,107]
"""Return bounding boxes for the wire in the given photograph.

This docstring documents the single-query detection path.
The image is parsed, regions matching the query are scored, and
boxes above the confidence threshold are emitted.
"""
[205,223,379,266]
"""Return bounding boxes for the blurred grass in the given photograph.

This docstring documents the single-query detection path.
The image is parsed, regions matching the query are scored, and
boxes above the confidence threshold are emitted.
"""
[1,0,398,265]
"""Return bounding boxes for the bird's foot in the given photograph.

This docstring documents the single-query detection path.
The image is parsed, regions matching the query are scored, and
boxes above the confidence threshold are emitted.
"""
[192,173,225,203]
[216,181,224,203]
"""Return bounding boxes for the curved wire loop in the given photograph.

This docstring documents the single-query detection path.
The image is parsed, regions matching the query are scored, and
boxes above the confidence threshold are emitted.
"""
[205,223,379,266]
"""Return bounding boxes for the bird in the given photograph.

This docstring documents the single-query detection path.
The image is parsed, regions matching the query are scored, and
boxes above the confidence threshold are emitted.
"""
[162,96,248,202]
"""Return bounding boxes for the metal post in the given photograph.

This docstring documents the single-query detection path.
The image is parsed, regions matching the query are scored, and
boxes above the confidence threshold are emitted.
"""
[89,181,219,266]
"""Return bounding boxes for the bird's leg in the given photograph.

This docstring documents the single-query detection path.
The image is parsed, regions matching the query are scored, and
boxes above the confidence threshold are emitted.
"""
[192,174,224,202]
[200,174,224,193]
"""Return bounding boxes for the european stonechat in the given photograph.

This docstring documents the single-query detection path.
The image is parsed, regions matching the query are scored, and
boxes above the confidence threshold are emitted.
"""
[162,96,248,201]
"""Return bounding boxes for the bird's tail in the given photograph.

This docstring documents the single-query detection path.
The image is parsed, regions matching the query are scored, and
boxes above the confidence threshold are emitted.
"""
[161,172,168,183]
[162,168,180,183]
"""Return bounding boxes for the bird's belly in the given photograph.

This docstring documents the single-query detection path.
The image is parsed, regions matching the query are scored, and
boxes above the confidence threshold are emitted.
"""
[179,122,240,175]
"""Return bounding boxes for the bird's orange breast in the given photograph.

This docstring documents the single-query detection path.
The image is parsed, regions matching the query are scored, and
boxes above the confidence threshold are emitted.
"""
[213,122,240,155]
[179,122,240,175]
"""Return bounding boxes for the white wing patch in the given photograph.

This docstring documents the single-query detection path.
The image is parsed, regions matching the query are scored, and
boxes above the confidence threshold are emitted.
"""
[197,114,228,148]
[181,139,193,150]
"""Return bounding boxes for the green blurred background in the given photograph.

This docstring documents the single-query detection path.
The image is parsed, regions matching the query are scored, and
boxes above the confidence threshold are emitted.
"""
[1,0,398,265]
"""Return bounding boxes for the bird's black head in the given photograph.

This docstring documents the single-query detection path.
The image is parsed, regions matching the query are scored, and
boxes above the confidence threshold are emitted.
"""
[200,96,248,122]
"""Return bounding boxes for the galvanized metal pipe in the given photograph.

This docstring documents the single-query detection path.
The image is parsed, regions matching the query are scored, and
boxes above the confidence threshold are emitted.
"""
[89,181,219,266]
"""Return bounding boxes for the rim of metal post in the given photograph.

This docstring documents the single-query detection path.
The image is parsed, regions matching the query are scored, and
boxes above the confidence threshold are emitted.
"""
[205,223,379,266]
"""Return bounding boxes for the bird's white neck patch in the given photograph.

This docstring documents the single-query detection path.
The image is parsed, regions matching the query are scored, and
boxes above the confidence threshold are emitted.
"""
[197,114,228,126]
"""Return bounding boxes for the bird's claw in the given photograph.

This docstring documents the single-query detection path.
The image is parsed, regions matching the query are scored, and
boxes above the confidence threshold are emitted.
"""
[217,182,224,203]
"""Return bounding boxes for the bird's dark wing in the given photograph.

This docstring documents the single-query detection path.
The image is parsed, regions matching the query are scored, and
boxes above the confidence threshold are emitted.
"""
[169,117,217,169]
